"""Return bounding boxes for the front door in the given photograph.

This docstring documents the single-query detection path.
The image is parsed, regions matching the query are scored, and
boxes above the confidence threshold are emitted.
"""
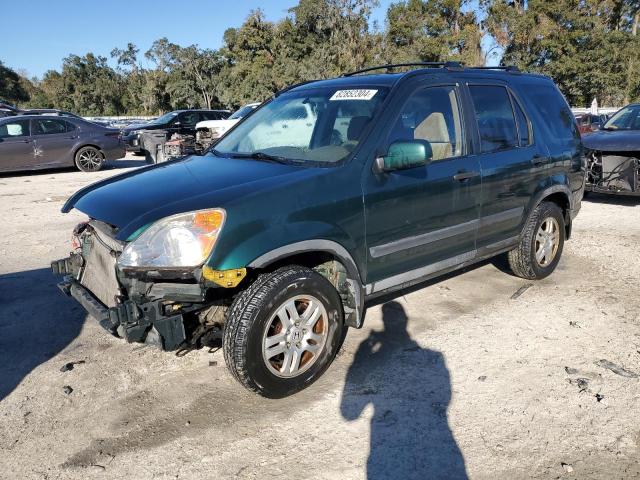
[0,119,34,171]
[31,118,76,167]
[363,84,481,292]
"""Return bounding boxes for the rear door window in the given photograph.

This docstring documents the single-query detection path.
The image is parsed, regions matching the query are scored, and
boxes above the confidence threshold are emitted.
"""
[33,119,68,135]
[0,120,30,138]
[469,85,518,153]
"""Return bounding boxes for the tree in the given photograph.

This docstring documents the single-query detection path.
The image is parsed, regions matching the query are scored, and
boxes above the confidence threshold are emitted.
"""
[0,61,29,104]
[384,0,482,65]
[483,0,640,106]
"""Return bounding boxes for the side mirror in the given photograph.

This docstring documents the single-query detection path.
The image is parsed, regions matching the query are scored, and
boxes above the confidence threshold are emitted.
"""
[374,140,432,173]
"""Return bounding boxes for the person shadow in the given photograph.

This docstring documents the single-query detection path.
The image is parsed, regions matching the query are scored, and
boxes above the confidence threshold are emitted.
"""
[340,301,467,479]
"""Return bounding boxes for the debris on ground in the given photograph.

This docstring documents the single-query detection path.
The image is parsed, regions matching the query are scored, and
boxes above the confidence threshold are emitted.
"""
[576,378,589,392]
[60,360,86,373]
[62,386,73,395]
[565,367,578,375]
[561,462,574,473]
[569,321,582,328]
[478,375,487,382]
[209,360,218,367]
[595,393,604,402]
[595,359,639,378]
[510,283,533,300]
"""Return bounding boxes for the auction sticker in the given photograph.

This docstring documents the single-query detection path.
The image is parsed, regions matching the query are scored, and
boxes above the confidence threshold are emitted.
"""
[330,89,378,101]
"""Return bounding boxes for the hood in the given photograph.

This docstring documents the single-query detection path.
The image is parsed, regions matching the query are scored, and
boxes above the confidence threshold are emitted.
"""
[63,154,309,241]
[196,119,239,130]
[122,122,162,134]
[582,129,640,152]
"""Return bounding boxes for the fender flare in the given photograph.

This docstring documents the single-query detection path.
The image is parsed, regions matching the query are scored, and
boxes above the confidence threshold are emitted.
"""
[248,240,365,328]
[527,184,573,237]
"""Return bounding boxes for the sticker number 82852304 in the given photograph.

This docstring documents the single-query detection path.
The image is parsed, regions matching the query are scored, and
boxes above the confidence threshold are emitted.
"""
[329,89,378,101]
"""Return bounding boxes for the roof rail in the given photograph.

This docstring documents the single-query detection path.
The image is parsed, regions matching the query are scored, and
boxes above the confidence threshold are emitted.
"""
[343,61,464,77]
[471,65,521,73]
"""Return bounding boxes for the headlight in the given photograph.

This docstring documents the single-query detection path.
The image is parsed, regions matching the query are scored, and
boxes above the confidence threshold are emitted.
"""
[118,209,225,268]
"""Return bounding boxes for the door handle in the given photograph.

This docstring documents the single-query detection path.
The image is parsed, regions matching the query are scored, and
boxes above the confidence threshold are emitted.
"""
[532,155,548,166]
[453,170,479,181]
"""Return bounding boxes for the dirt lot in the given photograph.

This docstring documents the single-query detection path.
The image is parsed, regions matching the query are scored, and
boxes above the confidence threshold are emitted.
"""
[1,157,639,479]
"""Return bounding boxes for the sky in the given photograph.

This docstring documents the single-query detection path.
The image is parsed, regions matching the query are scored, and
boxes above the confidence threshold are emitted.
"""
[1,0,498,79]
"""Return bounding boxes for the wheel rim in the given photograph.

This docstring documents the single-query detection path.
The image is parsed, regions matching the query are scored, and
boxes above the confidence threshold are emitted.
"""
[535,217,560,266]
[262,295,329,378]
[78,148,102,171]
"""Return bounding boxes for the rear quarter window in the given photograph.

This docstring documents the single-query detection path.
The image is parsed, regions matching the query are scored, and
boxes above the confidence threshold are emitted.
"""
[522,81,579,146]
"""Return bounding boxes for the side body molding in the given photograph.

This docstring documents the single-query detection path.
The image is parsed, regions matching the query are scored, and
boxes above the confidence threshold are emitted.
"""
[248,240,365,328]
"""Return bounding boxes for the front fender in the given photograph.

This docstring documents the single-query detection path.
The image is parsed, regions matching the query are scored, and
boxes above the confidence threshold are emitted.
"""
[207,222,366,328]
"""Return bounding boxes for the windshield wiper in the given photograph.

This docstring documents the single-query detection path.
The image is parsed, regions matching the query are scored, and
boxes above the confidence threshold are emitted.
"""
[229,151,290,164]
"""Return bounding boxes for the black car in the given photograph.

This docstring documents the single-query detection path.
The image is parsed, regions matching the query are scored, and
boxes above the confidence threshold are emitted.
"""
[120,109,230,154]
[583,103,640,196]
[53,63,584,398]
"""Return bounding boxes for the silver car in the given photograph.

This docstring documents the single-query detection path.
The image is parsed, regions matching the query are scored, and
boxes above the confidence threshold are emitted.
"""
[0,115,125,173]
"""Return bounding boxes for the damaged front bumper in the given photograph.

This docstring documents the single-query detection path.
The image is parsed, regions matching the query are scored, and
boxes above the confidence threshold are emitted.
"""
[586,151,640,196]
[54,270,189,351]
[51,221,232,352]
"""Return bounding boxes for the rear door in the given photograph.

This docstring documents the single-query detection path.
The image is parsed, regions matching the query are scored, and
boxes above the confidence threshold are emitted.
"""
[467,83,539,251]
[32,118,77,167]
[363,82,481,289]
[0,119,33,171]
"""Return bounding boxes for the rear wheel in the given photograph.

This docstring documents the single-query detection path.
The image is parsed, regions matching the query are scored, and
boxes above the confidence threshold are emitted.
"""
[508,201,565,280]
[223,266,344,398]
[75,146,104,172]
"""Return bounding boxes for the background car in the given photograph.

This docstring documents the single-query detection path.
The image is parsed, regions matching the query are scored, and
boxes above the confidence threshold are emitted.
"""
[0,115,124,173]
[583,103,640,195]
[575,113,608,134]
[195,102,260,140]
[120,109,230,155]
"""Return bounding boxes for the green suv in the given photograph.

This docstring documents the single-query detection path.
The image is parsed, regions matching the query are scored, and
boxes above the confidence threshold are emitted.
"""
[52,63,585,398]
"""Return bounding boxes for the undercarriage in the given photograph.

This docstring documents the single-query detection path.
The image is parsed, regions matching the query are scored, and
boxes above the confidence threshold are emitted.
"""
[586,150,640,195]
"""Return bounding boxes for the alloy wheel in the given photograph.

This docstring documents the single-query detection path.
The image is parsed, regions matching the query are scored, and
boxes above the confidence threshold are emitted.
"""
[262,295,328,378]
[535,217,560,266]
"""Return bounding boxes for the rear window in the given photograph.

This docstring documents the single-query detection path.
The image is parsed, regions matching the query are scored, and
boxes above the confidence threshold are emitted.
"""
[469,85,518,153]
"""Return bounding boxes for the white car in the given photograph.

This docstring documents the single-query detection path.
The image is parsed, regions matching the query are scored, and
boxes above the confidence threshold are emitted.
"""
[196,102,260,140]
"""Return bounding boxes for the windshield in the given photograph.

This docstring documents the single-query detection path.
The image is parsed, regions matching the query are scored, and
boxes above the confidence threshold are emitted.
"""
[229,105,257,120]
[603,105,640,130]
[149,112,178,125]
[215,87,389,164]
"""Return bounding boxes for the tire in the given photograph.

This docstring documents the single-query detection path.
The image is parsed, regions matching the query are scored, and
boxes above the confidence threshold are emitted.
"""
[508,201,565,280]
[74,146,104,172]
[223,265,345,398]
[143,148,155,164]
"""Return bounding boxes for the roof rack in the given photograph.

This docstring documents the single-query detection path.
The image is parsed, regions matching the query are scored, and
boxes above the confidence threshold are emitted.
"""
[471,65,521,73]
[343,62,464,77]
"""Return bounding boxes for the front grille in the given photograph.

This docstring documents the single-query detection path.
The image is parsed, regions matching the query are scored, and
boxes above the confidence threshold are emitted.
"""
[79,231,121,307]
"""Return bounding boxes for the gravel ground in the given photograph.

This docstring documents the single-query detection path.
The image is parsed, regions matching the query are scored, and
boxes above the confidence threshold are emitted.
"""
[1,157,639,479]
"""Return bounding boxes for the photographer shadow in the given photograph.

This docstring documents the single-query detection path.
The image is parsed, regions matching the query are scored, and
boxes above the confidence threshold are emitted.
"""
[340,301,467,479]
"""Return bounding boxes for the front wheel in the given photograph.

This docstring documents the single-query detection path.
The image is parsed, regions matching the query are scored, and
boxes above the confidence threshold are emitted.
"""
[75,146,104,172]
[223,266,345,398]
[508,201,565,280]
